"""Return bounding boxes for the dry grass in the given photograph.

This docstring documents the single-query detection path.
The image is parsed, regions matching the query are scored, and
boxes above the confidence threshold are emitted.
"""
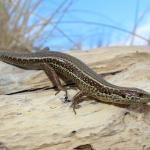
[0,0,74,52]
[0,0,39,52]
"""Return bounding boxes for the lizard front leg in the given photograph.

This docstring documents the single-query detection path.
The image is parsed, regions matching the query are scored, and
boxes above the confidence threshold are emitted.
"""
[71,91,86,114]
[41,63,69,102]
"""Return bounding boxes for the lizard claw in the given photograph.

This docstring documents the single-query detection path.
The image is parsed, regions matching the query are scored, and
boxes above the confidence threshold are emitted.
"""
[55,88,70,103]
[71,101,81,115]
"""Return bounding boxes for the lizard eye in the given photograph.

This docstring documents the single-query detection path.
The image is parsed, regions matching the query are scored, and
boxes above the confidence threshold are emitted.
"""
[121,94,126,98]
[139,93,143,97]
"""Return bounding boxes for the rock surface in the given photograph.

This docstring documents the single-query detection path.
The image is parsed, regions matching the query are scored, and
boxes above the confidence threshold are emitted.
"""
[0,46,150,150]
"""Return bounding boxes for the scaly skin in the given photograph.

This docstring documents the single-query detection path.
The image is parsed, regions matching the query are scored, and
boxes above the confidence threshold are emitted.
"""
[0,50,150,106]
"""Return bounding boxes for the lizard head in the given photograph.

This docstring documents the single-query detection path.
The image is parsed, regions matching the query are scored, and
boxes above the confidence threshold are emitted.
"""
[121,88,150,105]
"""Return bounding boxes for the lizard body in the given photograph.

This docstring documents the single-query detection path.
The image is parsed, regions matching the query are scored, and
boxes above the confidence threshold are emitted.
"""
[0,50,149,111]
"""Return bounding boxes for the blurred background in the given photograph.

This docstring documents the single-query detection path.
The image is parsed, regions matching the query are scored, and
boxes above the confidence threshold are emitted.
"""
[0,0,150,52]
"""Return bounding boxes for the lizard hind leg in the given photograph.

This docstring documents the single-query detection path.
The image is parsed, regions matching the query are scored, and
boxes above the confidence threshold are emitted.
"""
[41,63,69,102]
